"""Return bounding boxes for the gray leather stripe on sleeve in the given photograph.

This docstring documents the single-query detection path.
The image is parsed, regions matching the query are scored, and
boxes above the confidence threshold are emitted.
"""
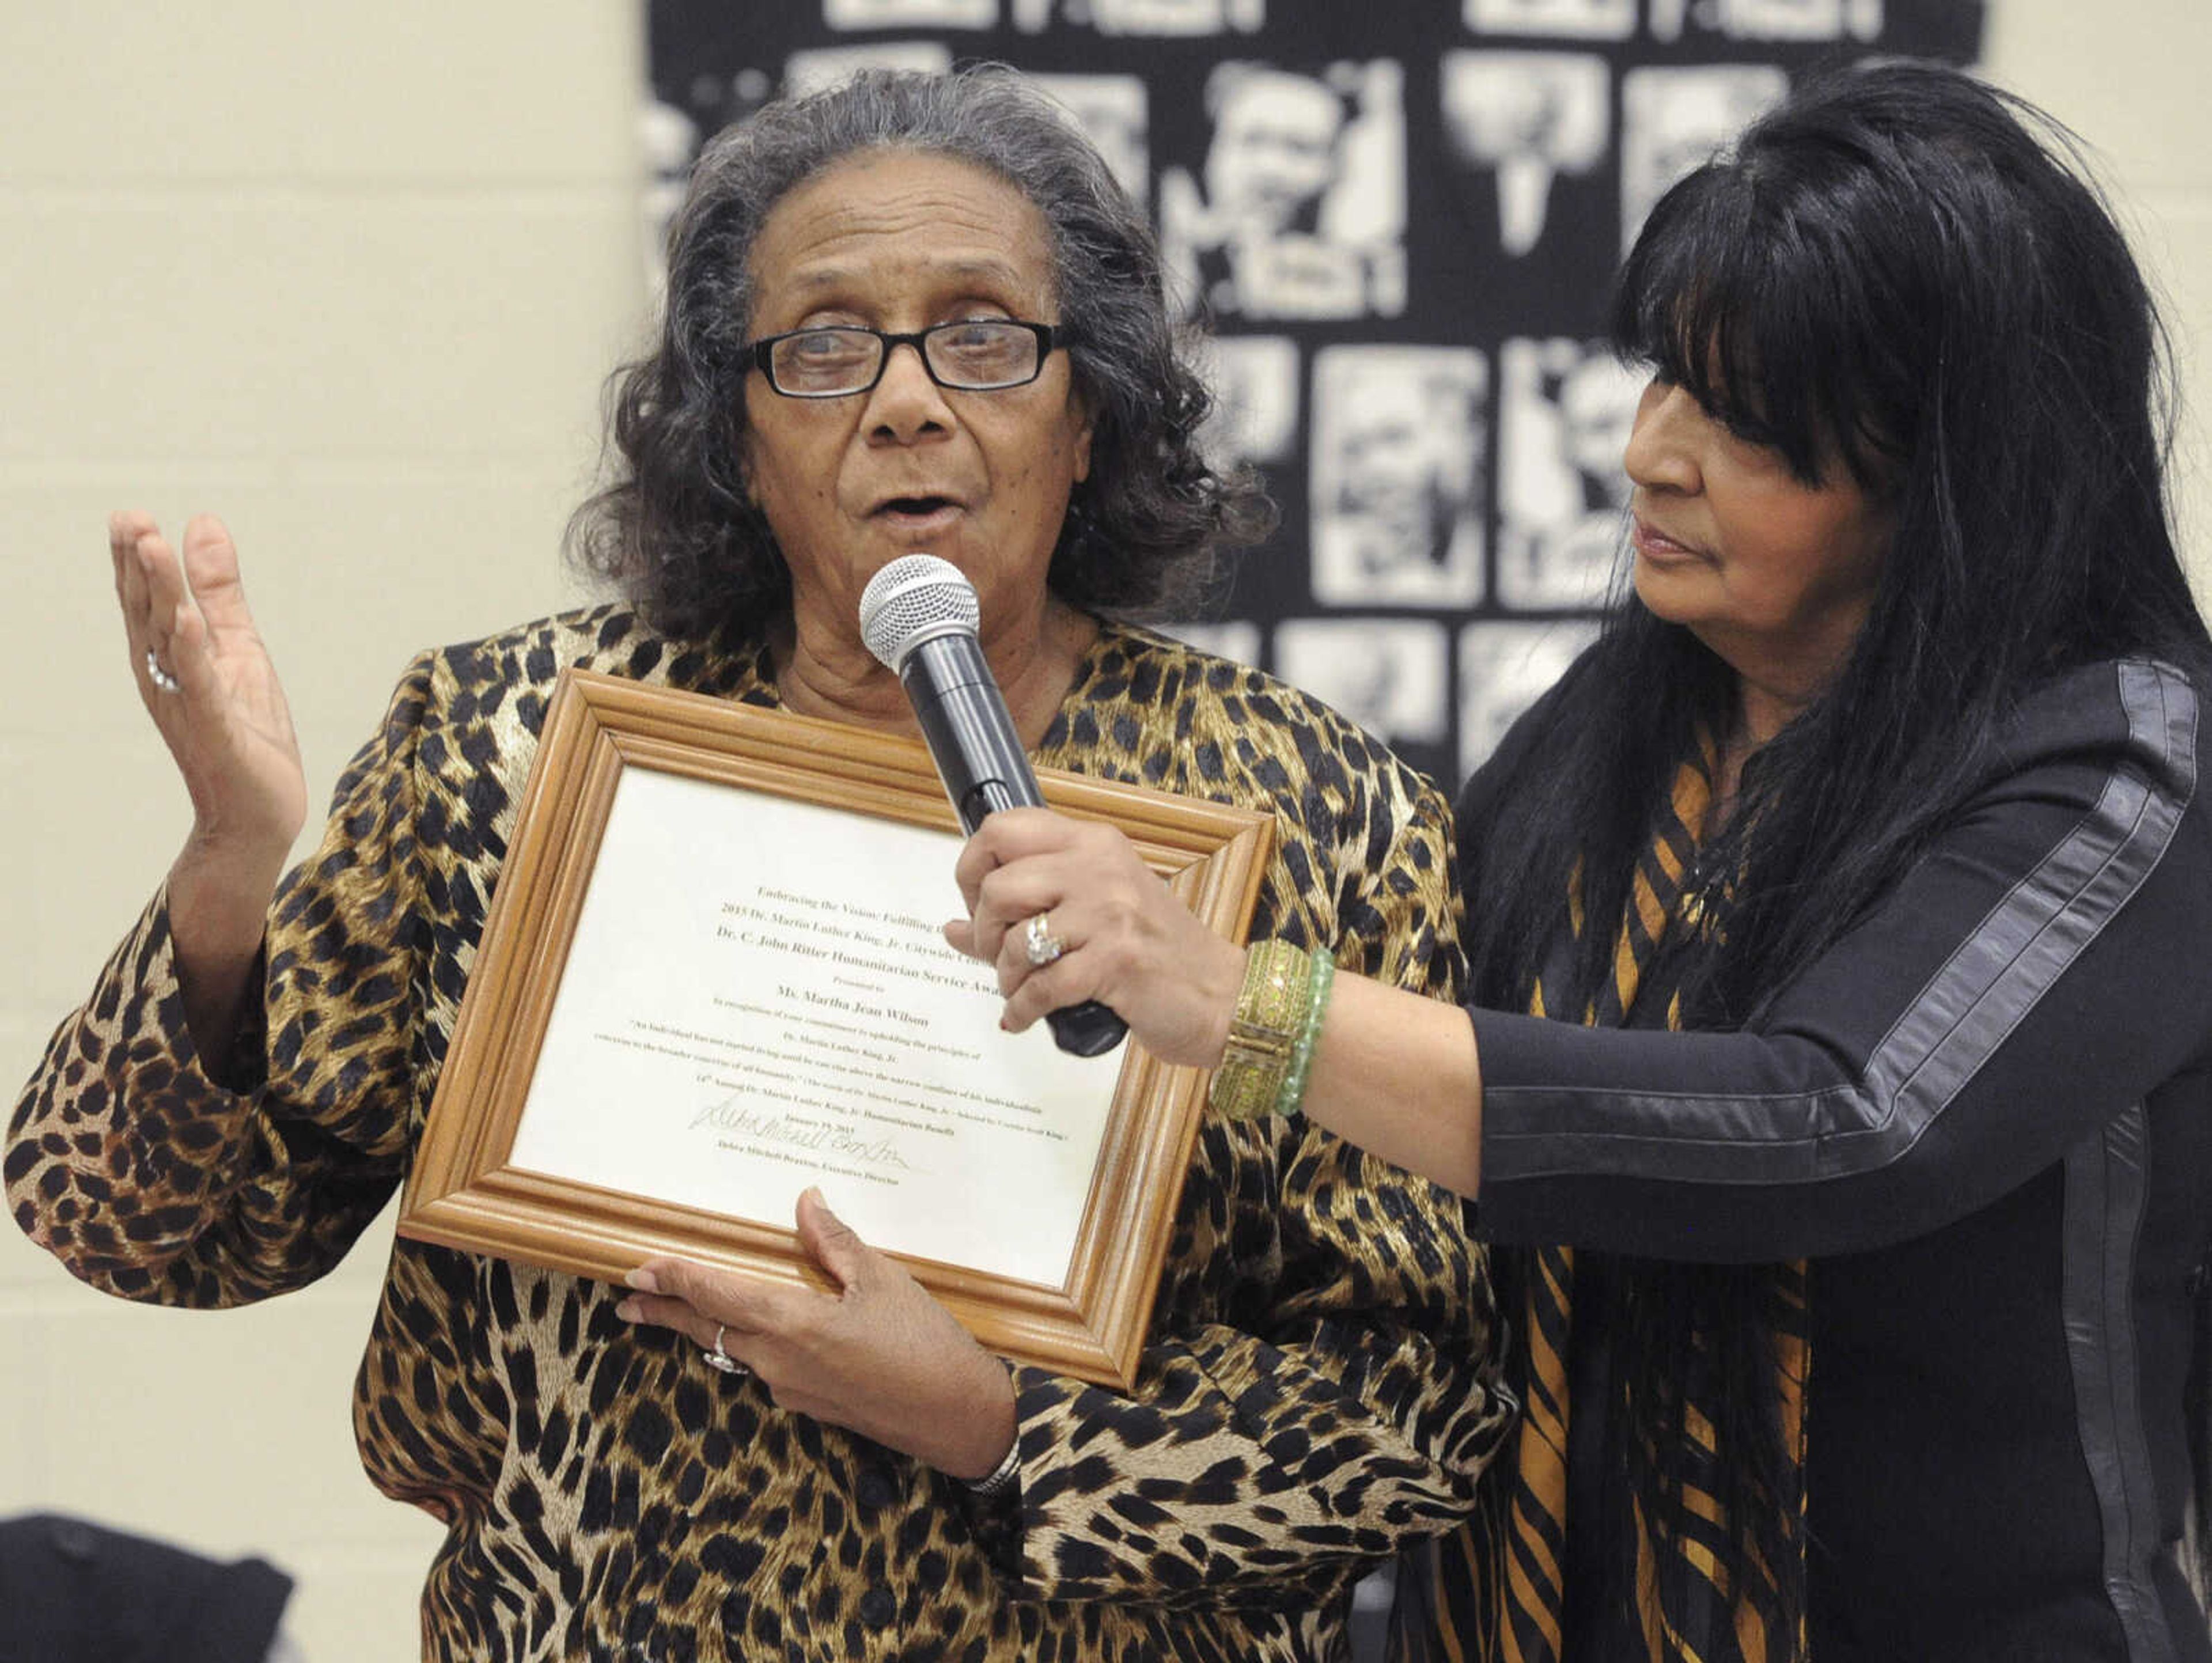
[1484,662,2199,1184]
[2062,1103,2179,1663]
[1839,662,2195,1160]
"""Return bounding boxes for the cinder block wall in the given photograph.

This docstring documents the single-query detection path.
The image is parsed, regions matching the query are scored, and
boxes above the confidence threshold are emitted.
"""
[0,7,645,1657]
[1,5,2204,1658]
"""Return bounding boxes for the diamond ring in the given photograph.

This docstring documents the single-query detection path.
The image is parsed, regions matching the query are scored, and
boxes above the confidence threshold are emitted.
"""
[1024,912,1066,968]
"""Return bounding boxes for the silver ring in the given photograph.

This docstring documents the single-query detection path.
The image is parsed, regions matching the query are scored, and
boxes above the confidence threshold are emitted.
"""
[703,1321,745,1376]
[144,648,180,695]
[1023,912,1066,968]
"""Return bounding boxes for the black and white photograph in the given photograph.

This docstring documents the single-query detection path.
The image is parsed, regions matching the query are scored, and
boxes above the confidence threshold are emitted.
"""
[1158,59,1407,321]
[1274,618,1452,748]
[1463,0,1637,42]
[1619,63,1791,253]
[785,40,956,99]
[1161,619,1264,668]
[1440,51,1611,260]
[1649,0,1885,43]
[1195,334,1302,468]
[1011,0,1267,36]
[1457,618,1600,778]
[1310,344,1488,608]
[1495,336,1641,609]
[1032,73,1152,206]
[822,0,997,30]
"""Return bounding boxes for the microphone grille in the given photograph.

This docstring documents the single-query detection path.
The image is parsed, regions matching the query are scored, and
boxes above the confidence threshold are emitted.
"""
[858,555,980,670]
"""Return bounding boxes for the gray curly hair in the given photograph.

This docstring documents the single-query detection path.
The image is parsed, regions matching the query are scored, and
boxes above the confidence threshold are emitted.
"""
[568,65,1273,639]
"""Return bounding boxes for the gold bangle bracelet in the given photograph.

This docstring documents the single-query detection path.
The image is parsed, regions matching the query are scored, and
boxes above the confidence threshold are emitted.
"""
[1210,940,1312,1122]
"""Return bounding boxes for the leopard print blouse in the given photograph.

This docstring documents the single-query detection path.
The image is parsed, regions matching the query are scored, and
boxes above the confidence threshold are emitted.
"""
[8,607,1509,1662]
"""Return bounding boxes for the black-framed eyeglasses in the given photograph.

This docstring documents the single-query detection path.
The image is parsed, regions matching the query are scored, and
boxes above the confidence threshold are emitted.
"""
[745,320,1066,398]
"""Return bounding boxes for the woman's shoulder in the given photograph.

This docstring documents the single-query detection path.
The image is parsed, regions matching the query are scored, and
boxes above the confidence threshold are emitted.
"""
[1092,620,1397,740]
[1998,656,2205,790]
[413,604,768,702]
[1946,658,2212,893]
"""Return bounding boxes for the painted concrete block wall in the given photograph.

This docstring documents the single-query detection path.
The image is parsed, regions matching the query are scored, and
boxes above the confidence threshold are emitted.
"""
[0,7,647,1658]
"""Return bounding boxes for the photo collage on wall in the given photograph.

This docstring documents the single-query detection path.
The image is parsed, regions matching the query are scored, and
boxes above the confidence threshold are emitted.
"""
[646,0,1986,791]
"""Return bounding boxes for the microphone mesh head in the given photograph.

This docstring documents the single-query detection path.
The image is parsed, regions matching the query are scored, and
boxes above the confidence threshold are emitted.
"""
[858,555,980,670]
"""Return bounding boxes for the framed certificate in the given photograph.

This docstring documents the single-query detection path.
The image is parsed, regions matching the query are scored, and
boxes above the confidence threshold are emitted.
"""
[397,668,1274,1389]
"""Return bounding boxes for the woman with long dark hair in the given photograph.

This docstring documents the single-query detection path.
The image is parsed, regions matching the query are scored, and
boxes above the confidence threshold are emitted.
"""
[951,59,2212,1660]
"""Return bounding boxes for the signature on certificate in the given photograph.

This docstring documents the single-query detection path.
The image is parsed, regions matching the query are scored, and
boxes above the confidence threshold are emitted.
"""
[687,1096,915,1172]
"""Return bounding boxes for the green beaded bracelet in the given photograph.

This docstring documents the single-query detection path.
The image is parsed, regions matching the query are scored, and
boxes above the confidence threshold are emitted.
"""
[1275,951,1336,1118]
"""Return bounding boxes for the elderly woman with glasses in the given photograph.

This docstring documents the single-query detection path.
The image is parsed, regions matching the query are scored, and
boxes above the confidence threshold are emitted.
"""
[7,67,1508,1662]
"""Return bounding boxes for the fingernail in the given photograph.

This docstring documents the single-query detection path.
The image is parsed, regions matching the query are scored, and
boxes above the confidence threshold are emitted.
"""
[624,1267,659,1293]
[615,1298,638,1321]
[803,1185,826,1209]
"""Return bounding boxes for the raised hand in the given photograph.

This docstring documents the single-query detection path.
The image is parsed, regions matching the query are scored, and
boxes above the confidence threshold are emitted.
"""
[944,807,1245,1070]
[112,511,307,862]
[111,510,308,1059]
[618,1188,1017,1481]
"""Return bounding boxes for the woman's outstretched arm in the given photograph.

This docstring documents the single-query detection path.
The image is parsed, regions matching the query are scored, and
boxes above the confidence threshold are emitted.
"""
[945,806,1487,1194]
[949,661,2212,1262]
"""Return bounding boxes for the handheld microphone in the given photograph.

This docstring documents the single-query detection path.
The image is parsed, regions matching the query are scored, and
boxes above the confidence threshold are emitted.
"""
[858,554,1127,1058]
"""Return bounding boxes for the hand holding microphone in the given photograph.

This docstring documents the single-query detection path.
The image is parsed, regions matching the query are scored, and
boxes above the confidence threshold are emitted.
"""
[858,555,1128,1058]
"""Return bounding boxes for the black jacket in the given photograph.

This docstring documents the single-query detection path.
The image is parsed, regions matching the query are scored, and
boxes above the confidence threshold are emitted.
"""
[1465,657,2212,1662]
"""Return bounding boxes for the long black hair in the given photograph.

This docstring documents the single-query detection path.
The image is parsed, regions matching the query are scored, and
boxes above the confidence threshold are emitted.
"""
[1459,58,2211,1647]
[567,66,1272,639]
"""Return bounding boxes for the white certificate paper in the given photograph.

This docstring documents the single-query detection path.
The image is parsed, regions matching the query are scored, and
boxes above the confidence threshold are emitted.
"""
[506,766,1119,1290]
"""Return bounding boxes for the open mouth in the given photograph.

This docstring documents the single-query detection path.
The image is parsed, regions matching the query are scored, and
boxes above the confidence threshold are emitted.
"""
[877,495,958,517]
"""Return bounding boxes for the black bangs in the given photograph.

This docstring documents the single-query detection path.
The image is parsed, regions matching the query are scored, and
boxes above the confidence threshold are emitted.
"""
[1610,157,1904,491]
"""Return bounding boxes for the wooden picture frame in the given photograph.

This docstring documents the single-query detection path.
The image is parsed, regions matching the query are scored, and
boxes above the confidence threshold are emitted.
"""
[397,668,1274,1389]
